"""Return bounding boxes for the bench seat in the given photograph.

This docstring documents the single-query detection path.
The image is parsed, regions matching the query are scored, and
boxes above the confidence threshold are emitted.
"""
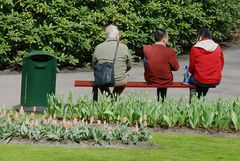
[74,80,196,101]
[74,80,196,88]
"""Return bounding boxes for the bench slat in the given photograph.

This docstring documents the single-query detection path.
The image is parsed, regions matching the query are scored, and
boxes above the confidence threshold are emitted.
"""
[74,80,196,88]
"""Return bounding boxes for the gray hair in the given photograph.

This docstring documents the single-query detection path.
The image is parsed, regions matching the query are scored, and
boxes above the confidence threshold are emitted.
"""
[105,25,119,39]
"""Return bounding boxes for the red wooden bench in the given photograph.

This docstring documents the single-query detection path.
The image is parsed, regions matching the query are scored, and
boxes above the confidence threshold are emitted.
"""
[74,80,197,101]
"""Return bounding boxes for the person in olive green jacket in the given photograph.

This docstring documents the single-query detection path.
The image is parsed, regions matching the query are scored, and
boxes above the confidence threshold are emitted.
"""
[92,24,132,97]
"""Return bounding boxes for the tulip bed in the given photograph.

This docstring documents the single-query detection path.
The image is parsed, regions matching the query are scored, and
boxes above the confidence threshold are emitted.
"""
[48,94,240,131]
[0,107,151,144]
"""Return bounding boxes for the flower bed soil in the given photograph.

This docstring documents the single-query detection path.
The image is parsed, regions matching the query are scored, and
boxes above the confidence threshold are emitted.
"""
[5,137,160,149]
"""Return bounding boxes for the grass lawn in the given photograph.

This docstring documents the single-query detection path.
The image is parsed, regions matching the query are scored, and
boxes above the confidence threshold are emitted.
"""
[0,133,239,161]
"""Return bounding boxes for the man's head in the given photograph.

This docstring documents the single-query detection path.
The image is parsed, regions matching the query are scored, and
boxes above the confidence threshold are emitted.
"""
[155,28,169,45]
[105,24,120,40]
[197,28,212,41]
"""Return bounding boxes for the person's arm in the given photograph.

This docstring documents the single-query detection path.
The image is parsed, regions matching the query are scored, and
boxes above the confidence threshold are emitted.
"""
[220,49,224,71]
[92,47,98,67]
[189,47,195,74]
[169,49,180,71]
[125,46,132,72]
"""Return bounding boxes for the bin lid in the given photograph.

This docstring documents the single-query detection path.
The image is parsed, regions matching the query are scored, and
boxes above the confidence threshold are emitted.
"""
[25,51,55,61]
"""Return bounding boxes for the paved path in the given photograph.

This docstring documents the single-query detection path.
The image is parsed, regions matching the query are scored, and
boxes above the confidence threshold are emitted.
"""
[0,46,240,109]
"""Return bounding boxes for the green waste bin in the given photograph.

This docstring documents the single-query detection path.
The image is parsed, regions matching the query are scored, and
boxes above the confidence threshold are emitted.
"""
[20,51,56,112]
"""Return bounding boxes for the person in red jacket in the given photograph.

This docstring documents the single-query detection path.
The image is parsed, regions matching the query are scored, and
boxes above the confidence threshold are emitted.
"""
[189,28,224,98]
[144,28,180,101]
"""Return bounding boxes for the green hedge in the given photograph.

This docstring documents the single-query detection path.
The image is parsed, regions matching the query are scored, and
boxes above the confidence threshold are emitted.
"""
[0,0,240,68]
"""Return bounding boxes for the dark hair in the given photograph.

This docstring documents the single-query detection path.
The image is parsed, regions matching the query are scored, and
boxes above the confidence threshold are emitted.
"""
[155,28,167,42]
[197,28,212,39]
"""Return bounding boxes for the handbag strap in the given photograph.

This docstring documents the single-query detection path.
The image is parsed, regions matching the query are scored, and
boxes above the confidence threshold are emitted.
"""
[113,42,119,65]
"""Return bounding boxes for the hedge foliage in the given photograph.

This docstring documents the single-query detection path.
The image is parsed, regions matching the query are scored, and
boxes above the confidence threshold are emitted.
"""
[0,0,240,68]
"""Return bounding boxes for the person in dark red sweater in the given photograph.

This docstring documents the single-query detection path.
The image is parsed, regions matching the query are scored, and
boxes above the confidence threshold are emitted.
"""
[144,28,180,101]
[189,28,224,98]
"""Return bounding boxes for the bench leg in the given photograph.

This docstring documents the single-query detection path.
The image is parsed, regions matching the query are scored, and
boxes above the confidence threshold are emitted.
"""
[92,86,98,102]
[157,88,160,102]
[189,88,196,103]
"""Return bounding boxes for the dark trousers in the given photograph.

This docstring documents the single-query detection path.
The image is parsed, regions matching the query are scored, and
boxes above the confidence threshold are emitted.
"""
[98,86,125,98]
[157,88,167,102]
[189,75,219,98]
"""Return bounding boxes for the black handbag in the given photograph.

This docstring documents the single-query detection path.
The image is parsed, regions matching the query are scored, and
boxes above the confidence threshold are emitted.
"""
[94,42,119,86]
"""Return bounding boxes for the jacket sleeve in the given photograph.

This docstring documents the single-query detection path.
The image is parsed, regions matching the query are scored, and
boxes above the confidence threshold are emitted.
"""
[220,49,224,71]
[169,49,180,71]
[125,46,132,72]
[92,47,97,67]
[189,47,195,74]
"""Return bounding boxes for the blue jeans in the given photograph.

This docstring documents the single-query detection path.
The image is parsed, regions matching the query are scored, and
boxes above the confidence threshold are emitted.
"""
[189,75,220,98]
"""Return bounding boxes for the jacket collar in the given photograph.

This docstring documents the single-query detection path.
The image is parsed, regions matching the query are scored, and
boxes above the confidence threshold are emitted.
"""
[194,38,218,52]
[106,37,119,42]
[155,42,166,47]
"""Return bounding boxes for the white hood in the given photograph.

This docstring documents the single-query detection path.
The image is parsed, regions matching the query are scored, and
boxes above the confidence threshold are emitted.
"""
[194,39,218,52]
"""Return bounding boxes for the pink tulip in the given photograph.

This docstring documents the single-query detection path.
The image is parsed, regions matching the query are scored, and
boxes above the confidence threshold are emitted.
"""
[30,112,35,120]
[133,123,139,132]
[117,115,120,121]
[25,116,29,124]
[97,120,101,126]
[122,117,128,123]
[51,119,57,126]
[14,112,19,123]
[2,110,6,117]
[48,116,53,122]
[8,115,12,123]
[9,110,13,117]
[103,120,106,126]
[31,120,35,126]
[53,113,56,119]
[90,117,94,125]
[143,115,147,121]
[19,106,24,116]
[81,118,85,124]
[67,120,72,127]
[33,106,36,112]
[62,119,67,128]
[139,117,143,123]
[72,118,78,126]
[143,120,148,127]
[41,116,47,124]
[34,121,40,128]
